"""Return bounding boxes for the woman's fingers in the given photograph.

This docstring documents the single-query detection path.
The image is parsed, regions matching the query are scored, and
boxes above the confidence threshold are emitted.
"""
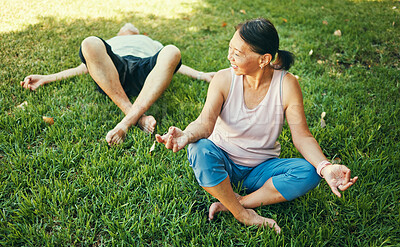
[155,134,165,144]
[165,134,174,150]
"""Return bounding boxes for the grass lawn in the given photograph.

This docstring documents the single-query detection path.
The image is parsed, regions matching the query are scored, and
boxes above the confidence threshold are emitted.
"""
[1,0,399,245]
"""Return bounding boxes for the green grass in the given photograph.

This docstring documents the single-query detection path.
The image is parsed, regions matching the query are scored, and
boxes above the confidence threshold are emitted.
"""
[1,0,399,246]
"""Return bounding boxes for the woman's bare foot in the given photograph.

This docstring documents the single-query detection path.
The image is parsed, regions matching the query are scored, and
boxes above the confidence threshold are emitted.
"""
[209,195,281,234]
[209,202,228,220]
[137,114,156,134]
[209,193,241,220]
[240,209,281,234]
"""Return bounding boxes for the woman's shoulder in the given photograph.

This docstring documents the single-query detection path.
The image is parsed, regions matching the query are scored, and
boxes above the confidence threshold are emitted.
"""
[214,68,232,80]
[281,71,303,108]
[208,68,233,100]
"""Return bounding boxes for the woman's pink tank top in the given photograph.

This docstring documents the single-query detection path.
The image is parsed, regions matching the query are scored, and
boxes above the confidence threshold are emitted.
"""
[208,68,286,167]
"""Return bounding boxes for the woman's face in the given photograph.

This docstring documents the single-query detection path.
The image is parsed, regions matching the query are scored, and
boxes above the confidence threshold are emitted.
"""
[227,31,261,75]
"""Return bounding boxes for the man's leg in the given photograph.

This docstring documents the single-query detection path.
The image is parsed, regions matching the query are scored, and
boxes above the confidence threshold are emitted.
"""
[80,36,165,142]
[105,45,181,145]
[81,36,132,114]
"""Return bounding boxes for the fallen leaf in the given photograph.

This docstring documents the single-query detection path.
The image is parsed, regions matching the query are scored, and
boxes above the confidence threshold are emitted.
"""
[332,157,342,164]
[282,18,288,23]
[334,30,342,36]
[309,49,313,56]
[240,9,246,14]
[222,22,227,27]
[322,20,328,25]
[42,116,54,125]
[320,112,326,128]
[317,60,323,64]
[16,101,28,109]
[231,9,235,15]
[149,141,156,154]
[143,32,148,36]
[182,16,190,21]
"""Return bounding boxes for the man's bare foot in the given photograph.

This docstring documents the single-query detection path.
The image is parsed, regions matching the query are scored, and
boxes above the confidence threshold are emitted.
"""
[239,209,281,234]
[137,114,156,134]
[106,124,128,146]
[20,75,48,91]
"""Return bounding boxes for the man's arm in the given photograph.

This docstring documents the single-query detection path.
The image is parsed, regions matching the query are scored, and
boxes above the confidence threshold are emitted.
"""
[20,63,88,90]
[177,64,216,83]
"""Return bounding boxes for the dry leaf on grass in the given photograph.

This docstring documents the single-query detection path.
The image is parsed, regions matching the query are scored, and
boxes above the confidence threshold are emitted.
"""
[334,30,342,36]
[309,49,313,56]
[332,157,342,164]
[222,22,227,27]
[240,9,246,14]
[320,112,326,128]
[16,101,28,109]
[149,141,156,154]
[282,18,288,23]
[42,116,54,125]
[322,20,328,25]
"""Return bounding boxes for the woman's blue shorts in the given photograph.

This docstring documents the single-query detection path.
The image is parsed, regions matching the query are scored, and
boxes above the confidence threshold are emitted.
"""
[187,139,321,201]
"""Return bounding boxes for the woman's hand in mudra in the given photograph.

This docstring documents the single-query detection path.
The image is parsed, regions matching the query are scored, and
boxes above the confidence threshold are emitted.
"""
[321,164,358,197]
[155,126,189,153]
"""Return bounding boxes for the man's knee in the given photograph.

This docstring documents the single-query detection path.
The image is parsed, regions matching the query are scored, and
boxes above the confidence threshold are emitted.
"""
[160,45,181,64]
[81,36,105,57]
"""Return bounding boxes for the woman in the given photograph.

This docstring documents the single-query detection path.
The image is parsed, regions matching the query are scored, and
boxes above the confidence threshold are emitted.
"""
[156,18,357,233]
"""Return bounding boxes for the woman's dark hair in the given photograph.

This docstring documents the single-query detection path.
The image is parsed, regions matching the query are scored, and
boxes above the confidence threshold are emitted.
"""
[236,18,294,70]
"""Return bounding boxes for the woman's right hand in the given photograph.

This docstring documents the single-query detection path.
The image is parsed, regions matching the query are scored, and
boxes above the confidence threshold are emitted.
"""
[155,126,189,153]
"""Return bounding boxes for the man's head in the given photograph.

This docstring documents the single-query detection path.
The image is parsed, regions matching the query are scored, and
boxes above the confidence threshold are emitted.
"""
[117,23,140,36]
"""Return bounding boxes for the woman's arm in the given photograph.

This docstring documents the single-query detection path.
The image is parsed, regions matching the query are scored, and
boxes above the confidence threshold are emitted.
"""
[20,63,88,90]
[156,69,230,152]
[283,73,358,197]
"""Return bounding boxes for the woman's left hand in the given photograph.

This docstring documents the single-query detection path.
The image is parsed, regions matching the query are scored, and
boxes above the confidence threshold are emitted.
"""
[321,165,358,197]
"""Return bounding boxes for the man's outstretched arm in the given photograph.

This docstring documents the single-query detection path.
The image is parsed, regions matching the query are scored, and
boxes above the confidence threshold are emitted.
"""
[20,63,88,90]
[177,64,216,83]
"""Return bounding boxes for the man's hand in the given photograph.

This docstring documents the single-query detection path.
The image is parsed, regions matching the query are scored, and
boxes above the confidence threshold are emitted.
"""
[202,72,217,83]
[20,75,49,90]
[155,126,188,152]
[321,164,358,197]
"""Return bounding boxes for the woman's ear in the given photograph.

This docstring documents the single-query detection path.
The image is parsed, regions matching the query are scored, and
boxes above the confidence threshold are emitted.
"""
[259,53,273,68]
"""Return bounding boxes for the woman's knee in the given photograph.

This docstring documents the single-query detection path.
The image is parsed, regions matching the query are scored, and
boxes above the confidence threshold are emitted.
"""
[273,159,321,200]
[187,139,215,166]
[187,139,228,187]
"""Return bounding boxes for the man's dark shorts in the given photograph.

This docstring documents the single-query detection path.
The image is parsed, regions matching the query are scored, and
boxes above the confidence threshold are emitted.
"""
[79,37,182,97]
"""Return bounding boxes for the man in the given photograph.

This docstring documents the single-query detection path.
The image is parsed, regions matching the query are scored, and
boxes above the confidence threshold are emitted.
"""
[20,23,215,145]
